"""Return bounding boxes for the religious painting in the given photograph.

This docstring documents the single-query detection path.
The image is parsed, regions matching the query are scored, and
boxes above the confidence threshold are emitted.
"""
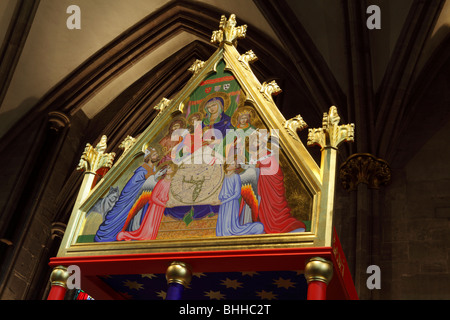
[77,60,313,244]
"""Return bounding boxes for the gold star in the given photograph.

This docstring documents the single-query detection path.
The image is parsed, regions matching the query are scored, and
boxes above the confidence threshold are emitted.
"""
[241,271,259,277]
[141,273,157,279]
[123,280,144,290]
[255,290,278,300]
[193,272,206,278]
[156,290,166,299]
[273,277,295,289]
[220,278,243,289]
[204,290,226,300]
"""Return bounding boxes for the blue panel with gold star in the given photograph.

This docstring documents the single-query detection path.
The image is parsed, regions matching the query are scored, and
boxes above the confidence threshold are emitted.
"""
[99,270,307,300]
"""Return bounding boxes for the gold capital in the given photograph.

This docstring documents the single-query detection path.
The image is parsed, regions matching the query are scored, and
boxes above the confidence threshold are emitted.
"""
[77,135,115,173]
[50,265,69,288]
[305,257,333,285]
[211,14,247,47]
[166,261,192,288]
[307,106,354,150]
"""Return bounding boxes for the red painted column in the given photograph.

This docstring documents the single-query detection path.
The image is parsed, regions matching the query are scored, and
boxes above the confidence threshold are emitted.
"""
[305,257,333,300]
[47,266,69,300]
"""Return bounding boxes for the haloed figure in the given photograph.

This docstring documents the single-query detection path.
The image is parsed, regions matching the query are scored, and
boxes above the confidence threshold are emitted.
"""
[254,135,306,233]
[94,147,163,242]
[202,97,231,138]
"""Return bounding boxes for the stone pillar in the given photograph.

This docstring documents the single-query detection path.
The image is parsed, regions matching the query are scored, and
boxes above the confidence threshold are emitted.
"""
[304,257,333,300]
[165,261,192,300]
[339,153,391,299]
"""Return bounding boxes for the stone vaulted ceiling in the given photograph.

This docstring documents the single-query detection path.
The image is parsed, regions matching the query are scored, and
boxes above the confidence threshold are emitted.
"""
[0,0,449,165]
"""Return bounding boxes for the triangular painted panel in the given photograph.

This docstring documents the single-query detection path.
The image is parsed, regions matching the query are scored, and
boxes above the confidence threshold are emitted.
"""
[57,14,353,258]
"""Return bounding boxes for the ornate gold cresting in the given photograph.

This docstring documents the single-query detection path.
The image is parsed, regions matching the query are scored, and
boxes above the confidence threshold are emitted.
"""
[339,153,391,191]
[307,106,355,150]
[166,261,192,288]
[50,265,70,288]
[77,135,115,174]
[71,135,116,221]
[304,257,333,285]
[211,14,247,47]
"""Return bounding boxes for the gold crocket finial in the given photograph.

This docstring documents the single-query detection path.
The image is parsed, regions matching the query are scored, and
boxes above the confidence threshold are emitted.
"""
[238,50,258,70]
[117,135,136,161]
[307,106,355,149]
[259,80,282,102]
[211,14,247,47]
[77,135,116,173]
[153,97,172,120]
[188,59,205,74]
[284,114,308,141]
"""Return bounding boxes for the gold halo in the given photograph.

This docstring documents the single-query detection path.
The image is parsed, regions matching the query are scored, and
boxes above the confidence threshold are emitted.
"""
[199,92,231,117]
[231,106,256,128]
[143,143,163,161]
[167,116,187,132]
[187,112,204,125]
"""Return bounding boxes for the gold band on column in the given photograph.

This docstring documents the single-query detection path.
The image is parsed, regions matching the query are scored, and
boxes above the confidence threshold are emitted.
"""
[50,265,70,288]
[166,261,192,288]
[305,257,333,285]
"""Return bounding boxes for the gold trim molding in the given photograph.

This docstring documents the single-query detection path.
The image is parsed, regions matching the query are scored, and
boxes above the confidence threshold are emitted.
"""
[339,153,391,191]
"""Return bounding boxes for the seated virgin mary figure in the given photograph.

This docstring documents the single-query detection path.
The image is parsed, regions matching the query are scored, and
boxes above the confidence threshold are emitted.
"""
[202,97,231,138]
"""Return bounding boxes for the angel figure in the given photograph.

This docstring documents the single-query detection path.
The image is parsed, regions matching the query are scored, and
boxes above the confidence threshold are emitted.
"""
[216,162,264,236]
[117,162,178,241]
[94,147,165,242]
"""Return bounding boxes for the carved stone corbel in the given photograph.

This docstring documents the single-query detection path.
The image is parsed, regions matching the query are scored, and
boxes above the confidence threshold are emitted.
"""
[339,153,391,191]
